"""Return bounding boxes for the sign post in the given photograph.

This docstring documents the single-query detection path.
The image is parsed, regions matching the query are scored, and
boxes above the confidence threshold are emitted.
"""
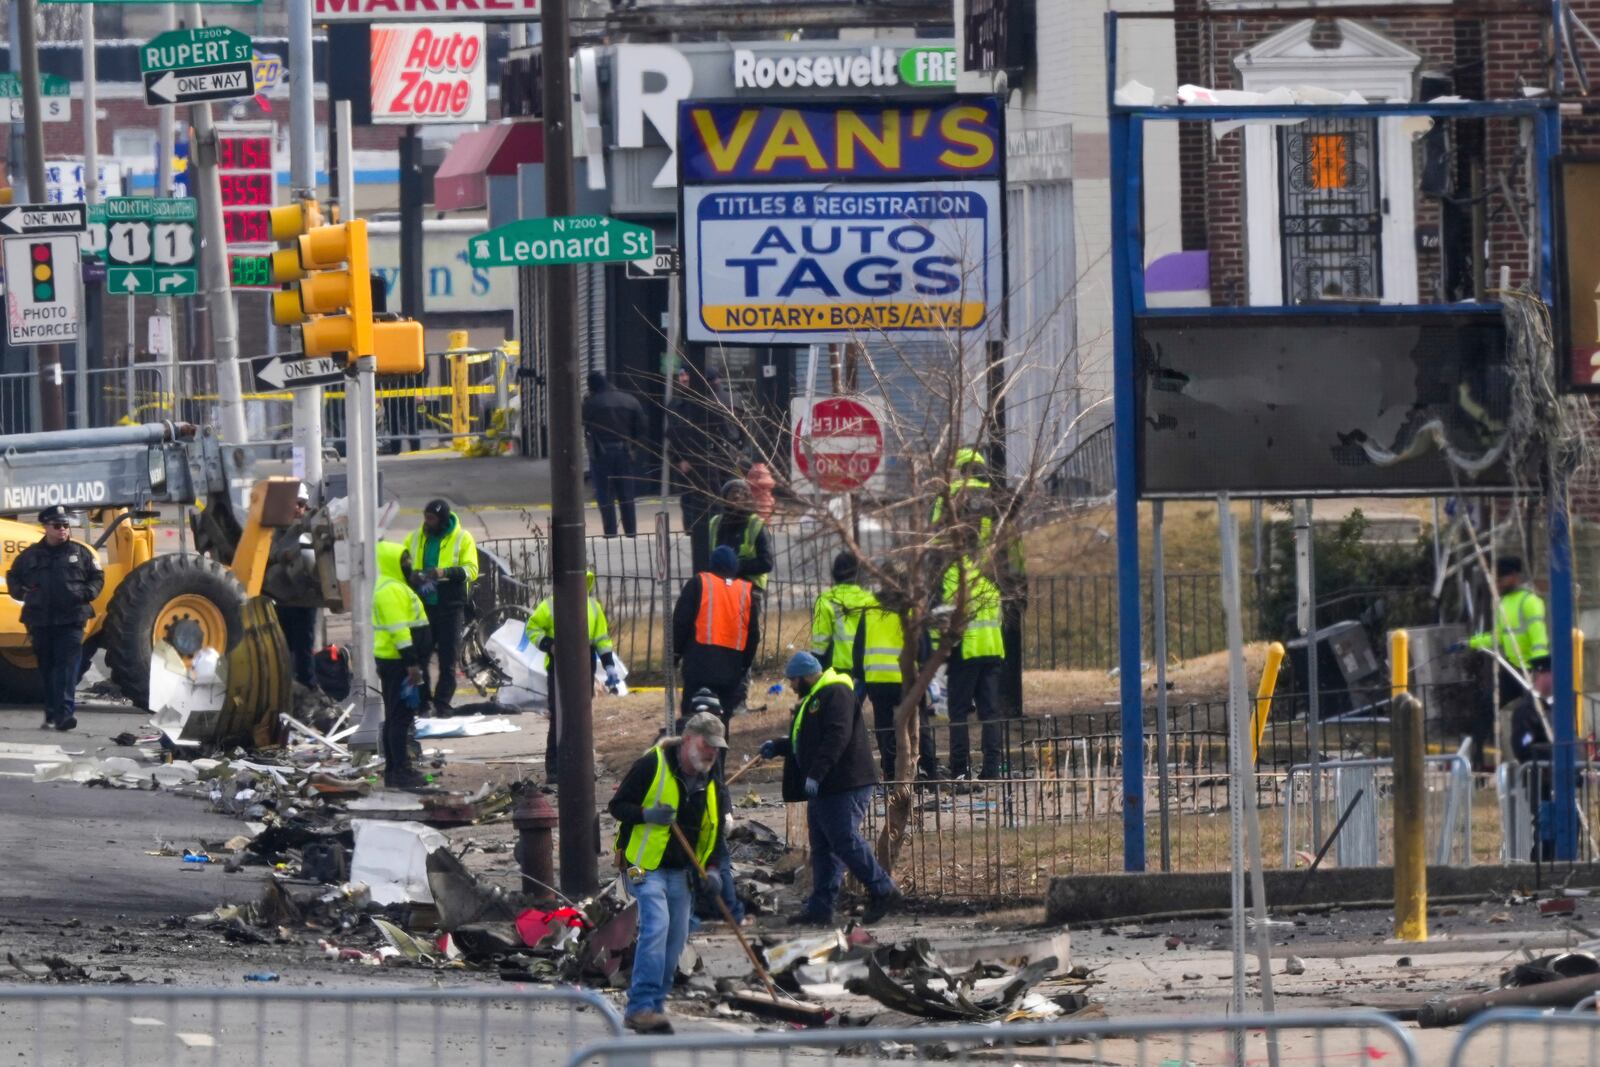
[140,27,256,108]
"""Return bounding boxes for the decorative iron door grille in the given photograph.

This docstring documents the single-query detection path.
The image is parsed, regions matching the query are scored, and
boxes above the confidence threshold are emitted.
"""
[1277,117,1383,303]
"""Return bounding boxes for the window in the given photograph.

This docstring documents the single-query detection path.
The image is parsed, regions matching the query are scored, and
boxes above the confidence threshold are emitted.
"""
[113,128,157,160]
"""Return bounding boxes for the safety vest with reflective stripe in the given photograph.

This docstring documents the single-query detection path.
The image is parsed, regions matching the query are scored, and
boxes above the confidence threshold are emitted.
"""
[373,576,427,660]
[403,521,480,586]
[621,746,718,871]
[1470,586,1550,669]
[938,556,1004,659]
[860,604,905,684]
[694,573,752,651]
[811,582,876,672]
[789,668,854,755]
[708,513,768,590]
[523,596,613,671]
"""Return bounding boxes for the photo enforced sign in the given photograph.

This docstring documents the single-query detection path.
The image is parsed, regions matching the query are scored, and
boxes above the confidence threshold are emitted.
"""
[678,97,1004,345]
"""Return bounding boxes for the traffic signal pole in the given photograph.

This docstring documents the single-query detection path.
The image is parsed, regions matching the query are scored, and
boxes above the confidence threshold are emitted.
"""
[288,0,323,499]
[542,0,599,897]
[17,0,65,432]
[186,4,248,446]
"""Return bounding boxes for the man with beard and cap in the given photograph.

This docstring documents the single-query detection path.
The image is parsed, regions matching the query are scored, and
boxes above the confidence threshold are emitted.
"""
[403,499,479,717]
[7,506,102,731]
[760,651,902,926]
[609,711,732,1035]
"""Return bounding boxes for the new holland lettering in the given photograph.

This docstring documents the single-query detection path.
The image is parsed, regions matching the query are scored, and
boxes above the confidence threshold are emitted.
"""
[2,480,109,510]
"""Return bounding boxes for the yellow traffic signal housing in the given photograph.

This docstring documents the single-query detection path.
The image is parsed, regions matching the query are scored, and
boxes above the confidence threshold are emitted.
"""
[270,218,375,361]
[373,320,425,375]
[267,200,323,287]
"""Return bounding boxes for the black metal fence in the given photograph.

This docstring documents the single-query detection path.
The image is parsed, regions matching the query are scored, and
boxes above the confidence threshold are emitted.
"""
[479,531,1249,679]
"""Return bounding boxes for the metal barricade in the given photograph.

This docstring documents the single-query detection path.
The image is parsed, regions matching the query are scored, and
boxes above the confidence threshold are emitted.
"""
[566,1010,1418,1067]
[1282,752,1473,868]
[0,984,622,1065]
[1448,1008,1600,1067]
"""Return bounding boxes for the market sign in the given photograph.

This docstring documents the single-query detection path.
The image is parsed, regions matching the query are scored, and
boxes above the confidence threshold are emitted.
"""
[315,0,536,19]
[370,23,487,124]
[679,98,1005,346]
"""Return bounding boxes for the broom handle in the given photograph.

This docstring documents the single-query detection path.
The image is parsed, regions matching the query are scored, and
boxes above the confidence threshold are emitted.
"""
[669,820,781,1003]
[725,755,765,787]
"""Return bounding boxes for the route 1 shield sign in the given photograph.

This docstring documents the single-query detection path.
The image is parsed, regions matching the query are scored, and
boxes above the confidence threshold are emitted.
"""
[4,235,81,346]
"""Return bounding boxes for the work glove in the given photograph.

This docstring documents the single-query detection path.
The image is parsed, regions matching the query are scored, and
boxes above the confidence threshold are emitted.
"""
[605,669,621,693]
[537,636,555,653]
[804,778,820,800]
[759,740,780,760]
[421,568,441,581]
[642,804,675,826]
[1446,640,1467,654]
[700,866,722,898]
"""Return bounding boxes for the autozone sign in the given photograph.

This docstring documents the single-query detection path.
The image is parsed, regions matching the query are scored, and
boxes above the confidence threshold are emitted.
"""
[370,23,487,124]
[315,0,538,20]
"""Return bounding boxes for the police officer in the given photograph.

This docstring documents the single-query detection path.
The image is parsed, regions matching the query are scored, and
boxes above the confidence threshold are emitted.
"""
[7,506,103,731]
[403,499,479,717]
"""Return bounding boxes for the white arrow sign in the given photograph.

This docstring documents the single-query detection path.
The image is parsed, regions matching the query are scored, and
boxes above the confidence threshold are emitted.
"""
[145,62,255,106]
[0,203,86,236]
[119,273,141,293]
[258,355,343,390]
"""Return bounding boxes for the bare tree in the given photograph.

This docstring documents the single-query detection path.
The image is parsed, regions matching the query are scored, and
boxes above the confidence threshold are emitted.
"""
[643,229,1102,875]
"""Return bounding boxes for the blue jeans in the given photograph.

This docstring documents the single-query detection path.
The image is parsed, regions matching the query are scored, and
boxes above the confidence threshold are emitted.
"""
[806,786,895,917]
[625,867,692,1016]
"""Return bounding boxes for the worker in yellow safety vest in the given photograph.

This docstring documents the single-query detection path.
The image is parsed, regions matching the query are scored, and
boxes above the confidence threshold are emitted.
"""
[525,568,620,771]
[374,542,431,790]
[930,446,994,541]
[403,499,480,717]
[853,590,942,782]
[811,551,876,672]
[708,478,773,593]
[1459,555,1551,766]
[607,712,731,1035]
[937,554,1006,781]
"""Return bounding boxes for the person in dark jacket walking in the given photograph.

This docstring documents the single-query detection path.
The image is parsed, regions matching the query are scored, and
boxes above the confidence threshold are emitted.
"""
[7,506,103,731]
[672,546,759,724]
[263,483,320,688]
[583,372,648,538]
[760,651,901,926]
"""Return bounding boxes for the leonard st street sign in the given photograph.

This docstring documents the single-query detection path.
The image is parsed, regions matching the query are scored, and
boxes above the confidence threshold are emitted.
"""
[468,216,654,268]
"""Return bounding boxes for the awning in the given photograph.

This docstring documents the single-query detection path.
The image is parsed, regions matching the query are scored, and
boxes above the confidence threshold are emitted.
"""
[434,121,544,212]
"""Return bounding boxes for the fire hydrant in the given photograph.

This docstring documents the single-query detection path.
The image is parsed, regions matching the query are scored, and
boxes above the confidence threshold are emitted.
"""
[747,463,776,522]
[512,787,559,906]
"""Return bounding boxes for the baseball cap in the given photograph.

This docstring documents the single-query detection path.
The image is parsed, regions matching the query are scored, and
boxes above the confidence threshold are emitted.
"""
[682,711,728,749]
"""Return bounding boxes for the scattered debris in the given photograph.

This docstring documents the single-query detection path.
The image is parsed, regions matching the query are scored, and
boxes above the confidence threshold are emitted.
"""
[846,939,1071,1022]
[1284,955,1306,976]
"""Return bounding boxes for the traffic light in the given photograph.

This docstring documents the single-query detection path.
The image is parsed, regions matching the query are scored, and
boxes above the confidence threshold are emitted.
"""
[29,242,55,302]
[373,320,424,375]
[267,199,322,284]
[270,216,374,361]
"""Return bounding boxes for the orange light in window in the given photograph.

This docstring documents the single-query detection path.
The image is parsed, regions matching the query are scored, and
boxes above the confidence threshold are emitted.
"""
[1309,134,1349,190]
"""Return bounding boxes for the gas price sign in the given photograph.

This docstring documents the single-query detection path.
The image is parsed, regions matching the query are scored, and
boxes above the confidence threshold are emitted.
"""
[216,121,276,288]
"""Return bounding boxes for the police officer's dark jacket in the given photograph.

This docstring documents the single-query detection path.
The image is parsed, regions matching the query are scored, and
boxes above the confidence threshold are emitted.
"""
[7,539,103,627]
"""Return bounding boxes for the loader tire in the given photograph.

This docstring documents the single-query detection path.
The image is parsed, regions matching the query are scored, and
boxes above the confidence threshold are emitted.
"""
[0,649,43,705]
[104,554,247,709]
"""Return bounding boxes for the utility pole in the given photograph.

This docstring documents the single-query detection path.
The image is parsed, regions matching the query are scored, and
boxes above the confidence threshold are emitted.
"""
[186,4,247,445]
[18,0,65,431]
[157,5,177,412]
[288,0,322,495]
[542,0,598,898]
[77,6,97,430]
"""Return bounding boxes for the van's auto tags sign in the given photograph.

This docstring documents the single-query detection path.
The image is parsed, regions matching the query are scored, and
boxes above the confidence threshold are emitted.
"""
[370,23,486,124]
[678,98,1004,345]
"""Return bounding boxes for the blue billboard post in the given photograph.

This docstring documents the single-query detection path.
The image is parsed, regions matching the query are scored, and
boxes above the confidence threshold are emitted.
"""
[1105,9,1572,867]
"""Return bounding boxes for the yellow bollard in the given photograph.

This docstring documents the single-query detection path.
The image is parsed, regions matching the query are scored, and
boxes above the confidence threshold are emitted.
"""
[1390,629,1427,942]
[1576,629,1587,742]
[1250,641,1286,763]
[447,333,471,453]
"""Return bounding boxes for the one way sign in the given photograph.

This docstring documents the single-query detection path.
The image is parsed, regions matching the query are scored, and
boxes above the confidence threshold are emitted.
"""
[144,62,255,107]
[0,202,86,237]
[257,355,344,391]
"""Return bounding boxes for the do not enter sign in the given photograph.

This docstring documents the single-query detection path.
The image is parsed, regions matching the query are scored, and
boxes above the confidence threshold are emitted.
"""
[792,396,887,493]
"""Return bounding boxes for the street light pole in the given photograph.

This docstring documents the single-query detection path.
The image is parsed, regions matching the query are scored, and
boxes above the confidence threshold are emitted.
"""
[541,0,598,898]
[17,0,65,431]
